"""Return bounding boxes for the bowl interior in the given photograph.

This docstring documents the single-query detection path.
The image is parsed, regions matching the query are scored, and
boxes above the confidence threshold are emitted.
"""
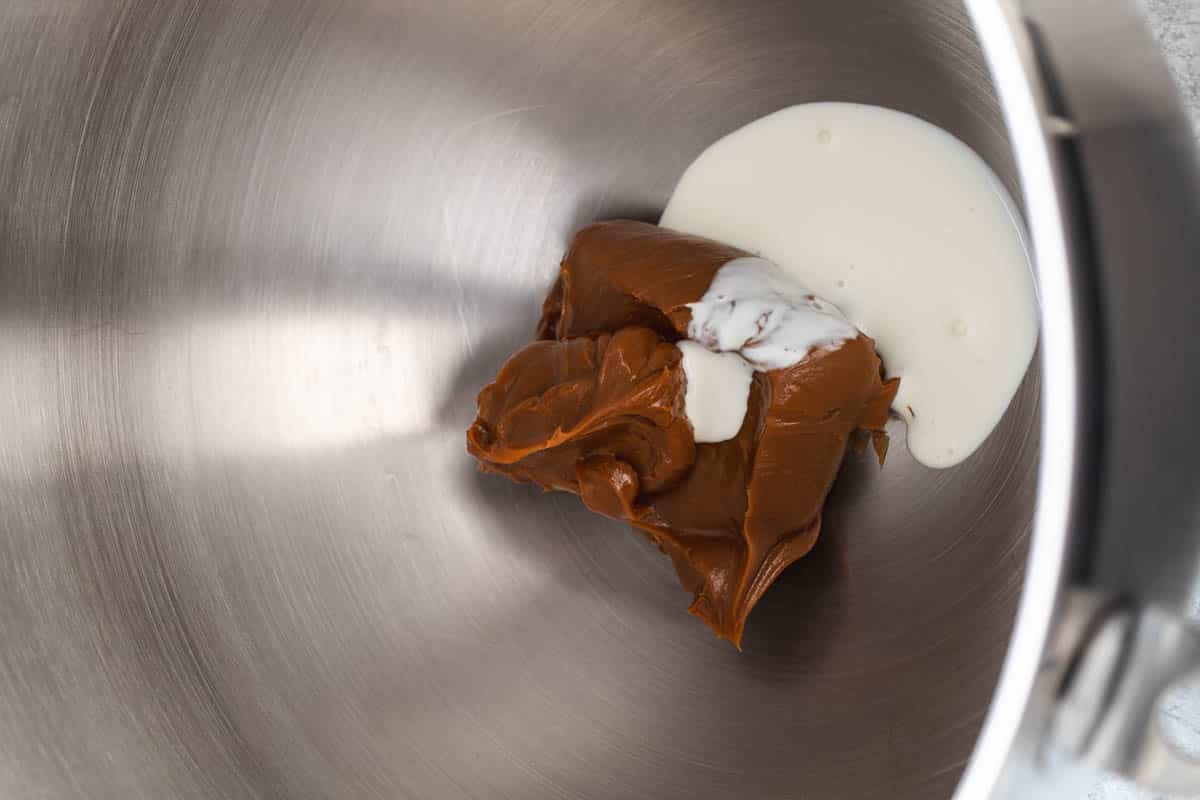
[0,1,1037,798]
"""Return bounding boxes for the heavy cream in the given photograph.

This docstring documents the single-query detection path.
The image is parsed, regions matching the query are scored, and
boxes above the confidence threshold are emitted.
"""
[676,341,756,444]
[687,257,858,370]
[662,102,1038,468]
[678,257,858,443]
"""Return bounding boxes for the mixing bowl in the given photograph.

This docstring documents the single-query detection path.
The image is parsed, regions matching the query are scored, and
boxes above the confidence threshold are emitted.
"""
[0,1,1197,798]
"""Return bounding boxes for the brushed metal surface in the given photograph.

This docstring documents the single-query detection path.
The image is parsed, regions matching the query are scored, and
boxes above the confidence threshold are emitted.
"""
[0,2,1038,798]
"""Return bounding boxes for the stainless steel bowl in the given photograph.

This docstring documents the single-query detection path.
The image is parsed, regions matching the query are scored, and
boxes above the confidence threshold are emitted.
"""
[0,1,1196,799]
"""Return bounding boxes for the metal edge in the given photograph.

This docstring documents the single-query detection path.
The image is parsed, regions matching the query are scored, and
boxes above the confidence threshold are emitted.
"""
[955,0,1093,796]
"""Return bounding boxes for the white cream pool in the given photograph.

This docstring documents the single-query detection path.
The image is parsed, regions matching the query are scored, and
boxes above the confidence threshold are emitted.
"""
[662,102,1038,469]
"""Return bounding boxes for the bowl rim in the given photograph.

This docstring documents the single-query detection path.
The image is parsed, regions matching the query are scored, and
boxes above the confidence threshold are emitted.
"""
[956,1,1088,796]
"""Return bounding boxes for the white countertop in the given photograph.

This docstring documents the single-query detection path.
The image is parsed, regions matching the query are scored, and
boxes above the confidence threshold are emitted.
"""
[1147,0,1200,142]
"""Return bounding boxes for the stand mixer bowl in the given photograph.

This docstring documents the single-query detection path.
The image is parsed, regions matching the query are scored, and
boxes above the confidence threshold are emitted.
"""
[4,1,1143,797]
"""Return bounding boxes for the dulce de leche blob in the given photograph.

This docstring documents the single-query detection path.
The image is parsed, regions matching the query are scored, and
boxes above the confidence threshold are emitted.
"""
[467,221,898,648]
